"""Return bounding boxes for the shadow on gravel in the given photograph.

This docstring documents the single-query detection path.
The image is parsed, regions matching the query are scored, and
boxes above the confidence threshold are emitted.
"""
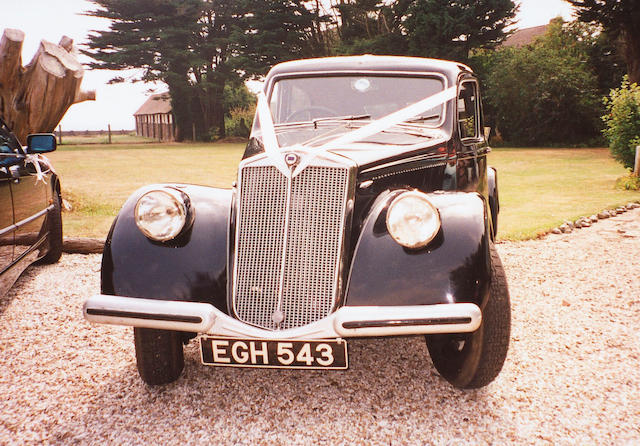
[51,336,506,443]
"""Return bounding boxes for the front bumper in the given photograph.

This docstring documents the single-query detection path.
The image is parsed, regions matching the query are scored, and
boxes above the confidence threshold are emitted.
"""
[83,294,481,339]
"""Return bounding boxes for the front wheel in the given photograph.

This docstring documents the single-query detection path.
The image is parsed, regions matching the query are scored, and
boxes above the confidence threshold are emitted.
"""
[134,328,184,385]
[426,243,511,388]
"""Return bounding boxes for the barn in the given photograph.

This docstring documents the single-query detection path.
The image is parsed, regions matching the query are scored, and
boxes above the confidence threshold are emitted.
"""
[133,93,175,141]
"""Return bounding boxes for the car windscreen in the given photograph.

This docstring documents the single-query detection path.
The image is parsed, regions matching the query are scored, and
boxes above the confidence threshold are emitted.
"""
[269,75,445,126]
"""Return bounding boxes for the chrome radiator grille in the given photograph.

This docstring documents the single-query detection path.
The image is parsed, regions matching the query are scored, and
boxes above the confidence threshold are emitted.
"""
[233,161,350,330]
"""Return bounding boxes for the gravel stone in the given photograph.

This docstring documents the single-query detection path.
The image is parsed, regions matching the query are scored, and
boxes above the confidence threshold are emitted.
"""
[1,208,639,445]
[559,223,572,233]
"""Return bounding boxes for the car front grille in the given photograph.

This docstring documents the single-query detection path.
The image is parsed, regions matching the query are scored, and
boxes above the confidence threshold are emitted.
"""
[233,158,350,330]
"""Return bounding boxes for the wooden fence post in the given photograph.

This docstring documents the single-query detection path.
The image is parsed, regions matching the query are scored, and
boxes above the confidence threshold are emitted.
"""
[57,124,62,145]
[634,146,640,177]
[108,124,112,144]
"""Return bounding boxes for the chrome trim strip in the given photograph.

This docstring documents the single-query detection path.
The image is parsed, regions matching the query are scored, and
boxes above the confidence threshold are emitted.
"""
[0,205,52,237]
[360,152,448,175]
[84,294,482,338]
[274,173,294,328]
[83,295,216,333]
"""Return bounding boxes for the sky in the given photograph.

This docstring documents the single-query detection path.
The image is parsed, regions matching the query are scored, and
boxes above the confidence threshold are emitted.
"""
[1,0,576,131]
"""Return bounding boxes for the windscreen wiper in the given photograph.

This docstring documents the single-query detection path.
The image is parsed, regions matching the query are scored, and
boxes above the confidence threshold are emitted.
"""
[404,114,440,123]
[312,114,371,128]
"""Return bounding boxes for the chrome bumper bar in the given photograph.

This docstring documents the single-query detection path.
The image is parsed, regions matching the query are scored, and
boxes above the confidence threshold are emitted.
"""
[84,294,481,339]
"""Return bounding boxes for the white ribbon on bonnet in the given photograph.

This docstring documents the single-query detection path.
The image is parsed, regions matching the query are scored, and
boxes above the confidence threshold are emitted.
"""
[255,86,458,155]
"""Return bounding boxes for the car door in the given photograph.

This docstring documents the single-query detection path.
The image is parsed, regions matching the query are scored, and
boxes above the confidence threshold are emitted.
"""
[456,79,483,191]
[9,141,49,261]
[0,135,16,272]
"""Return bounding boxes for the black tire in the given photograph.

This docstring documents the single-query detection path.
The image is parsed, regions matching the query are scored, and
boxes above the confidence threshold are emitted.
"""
[426,243,511,389]
[39,189,63,264]
[134,327,184,385]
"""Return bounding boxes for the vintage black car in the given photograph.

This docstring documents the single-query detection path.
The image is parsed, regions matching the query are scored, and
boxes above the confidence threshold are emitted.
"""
[0,118,62,296]
[84,55,510,389]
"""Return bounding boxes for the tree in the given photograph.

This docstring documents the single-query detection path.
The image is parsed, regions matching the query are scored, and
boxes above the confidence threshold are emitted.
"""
[230,0,331,78]
[331,0,408,55]
[84,0,324,141]
[566,0,640,84]
[402,0,518,62]
[330,0,518,62]
[473,19,602,146]
[84,0,223,140]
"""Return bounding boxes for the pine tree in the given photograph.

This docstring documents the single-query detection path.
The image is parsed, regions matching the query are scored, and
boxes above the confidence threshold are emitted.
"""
[84,0,327,140]
[403,0,518,62]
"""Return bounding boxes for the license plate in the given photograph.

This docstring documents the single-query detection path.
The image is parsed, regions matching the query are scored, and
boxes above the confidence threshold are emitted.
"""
[200,337,348,370]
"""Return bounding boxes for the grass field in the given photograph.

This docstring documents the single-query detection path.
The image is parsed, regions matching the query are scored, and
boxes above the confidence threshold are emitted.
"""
[47,143,640,240]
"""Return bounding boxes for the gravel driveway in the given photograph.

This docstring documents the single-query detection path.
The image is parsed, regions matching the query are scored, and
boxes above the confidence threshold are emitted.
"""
[1,209,639,445]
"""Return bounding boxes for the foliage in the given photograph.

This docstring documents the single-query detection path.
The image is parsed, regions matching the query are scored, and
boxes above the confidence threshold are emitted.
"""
[231,0,332,77]
[602,76,640,169]
[403,0,518,62]
[225,105,255,138]
[471,19,602,146]
[331,0,517,61]
[567,0,640,84]
[615,173,640,191]
[331,0,407,55]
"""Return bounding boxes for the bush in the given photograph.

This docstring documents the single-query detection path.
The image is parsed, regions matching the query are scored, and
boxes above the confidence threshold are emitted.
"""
[602,77,640,170]
[471,19,603,147]
[615,173,640,191]
[225,105,255,138]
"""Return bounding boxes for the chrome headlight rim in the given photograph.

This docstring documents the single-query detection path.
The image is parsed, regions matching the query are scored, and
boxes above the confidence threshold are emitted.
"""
[386,190,441,249]
[134,187,192,242]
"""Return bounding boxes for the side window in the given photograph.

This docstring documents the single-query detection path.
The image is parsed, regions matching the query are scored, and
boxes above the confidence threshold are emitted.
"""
[458,81,479,140]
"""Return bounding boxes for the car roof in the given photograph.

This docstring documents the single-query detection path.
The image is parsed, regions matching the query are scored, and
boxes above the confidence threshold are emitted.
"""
[264,55,472,85]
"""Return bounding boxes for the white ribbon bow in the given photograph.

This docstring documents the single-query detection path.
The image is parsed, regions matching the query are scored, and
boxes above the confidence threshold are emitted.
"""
[25,154,55,184]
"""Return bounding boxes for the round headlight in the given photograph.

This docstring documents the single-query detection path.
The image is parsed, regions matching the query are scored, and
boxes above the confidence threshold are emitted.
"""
[386,191,440,249]
[134,189,188,242]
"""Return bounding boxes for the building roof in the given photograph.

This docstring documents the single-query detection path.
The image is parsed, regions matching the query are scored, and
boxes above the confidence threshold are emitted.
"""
[133,93,172,116]
[502,24,549,48]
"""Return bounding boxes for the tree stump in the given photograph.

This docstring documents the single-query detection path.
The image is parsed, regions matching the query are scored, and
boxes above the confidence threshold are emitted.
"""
[0,28,96,143]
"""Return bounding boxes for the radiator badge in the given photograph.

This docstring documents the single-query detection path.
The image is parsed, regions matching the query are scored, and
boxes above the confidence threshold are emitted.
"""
[284,152,299,167]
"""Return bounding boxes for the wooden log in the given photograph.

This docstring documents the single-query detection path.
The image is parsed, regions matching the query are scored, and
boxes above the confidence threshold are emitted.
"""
[0,28,96,143]
[62,238,105,254]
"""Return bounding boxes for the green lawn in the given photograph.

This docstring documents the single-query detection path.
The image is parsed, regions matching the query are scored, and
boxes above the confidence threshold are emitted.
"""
[48,142,244,237]
[489,148,640,239]
[48,143,640,239]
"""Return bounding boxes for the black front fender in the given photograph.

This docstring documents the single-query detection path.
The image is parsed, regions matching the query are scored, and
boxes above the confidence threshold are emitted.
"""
[101,184,232,313]
[345,191,491,307]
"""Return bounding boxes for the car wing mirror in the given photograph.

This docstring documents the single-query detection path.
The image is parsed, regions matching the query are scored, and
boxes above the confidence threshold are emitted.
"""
[26,133,57,154]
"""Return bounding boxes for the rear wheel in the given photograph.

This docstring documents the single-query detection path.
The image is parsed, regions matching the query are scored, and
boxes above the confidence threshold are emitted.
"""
[426,243,510,388]
[39,189,63,264]
[134,328,184,385]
